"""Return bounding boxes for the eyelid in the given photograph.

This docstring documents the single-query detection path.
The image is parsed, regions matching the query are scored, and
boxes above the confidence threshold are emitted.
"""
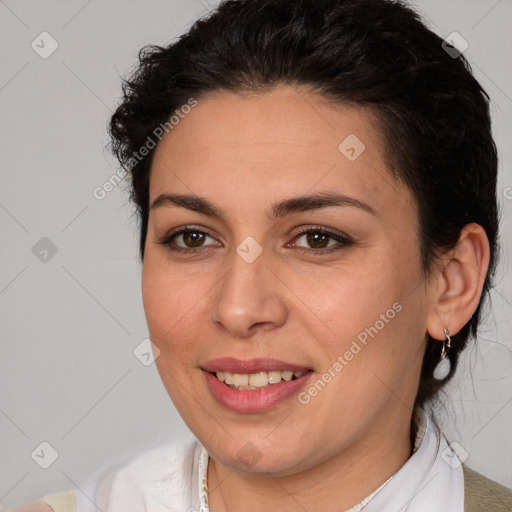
[155,224,354,254]
[288,225,354,252]
[155,225,220,251]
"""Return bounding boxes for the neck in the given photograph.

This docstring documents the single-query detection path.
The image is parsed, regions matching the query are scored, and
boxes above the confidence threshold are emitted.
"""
[207,407,415,512]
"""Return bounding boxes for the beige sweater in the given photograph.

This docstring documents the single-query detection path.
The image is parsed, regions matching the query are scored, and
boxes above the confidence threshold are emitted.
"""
[461,464,512,511]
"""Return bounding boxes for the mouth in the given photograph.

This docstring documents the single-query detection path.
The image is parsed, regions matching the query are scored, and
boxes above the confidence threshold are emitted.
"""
[201,358,315,412]
[213,369,306,390]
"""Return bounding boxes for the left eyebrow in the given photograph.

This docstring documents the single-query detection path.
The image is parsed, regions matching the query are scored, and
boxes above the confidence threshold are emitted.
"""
[150,191,377,220]
[268,191,377,219]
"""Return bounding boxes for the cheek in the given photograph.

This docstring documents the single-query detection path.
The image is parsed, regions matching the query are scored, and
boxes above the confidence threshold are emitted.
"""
[316,260,398,334]
[142,260,187,350]
[141,257,213,366]
[141,262,167,337]
[314,247,424,369]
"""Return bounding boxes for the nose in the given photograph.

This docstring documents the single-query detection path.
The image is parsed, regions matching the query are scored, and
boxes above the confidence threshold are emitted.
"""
[209,245,288,338]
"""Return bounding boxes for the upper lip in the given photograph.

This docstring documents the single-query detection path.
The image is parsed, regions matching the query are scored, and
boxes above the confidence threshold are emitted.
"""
[202,357,312,374]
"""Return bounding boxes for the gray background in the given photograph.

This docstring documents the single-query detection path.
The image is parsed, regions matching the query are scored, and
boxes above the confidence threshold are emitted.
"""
[1,0,511,506]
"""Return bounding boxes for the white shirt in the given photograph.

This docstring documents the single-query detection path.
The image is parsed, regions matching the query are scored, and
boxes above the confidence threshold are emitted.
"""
[77,406,464,512]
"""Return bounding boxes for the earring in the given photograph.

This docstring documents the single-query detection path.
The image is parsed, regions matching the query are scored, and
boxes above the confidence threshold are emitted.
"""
[433,328,452,381]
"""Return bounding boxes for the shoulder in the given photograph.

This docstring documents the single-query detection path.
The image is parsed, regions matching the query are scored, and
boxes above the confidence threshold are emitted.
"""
[88,437,201,511]
[13,438,201,512]
[463,463,512,511]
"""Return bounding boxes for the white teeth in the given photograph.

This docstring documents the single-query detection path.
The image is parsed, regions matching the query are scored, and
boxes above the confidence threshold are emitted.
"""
[249,372,268,387]
[267,371,282,384]
[214,369,306,389]
[233,373,249,386]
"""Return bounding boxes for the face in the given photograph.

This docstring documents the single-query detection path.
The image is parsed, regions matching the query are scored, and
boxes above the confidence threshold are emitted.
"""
[142,85,434,476]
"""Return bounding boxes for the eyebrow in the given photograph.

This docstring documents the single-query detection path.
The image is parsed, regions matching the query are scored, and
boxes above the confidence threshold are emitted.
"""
[150,191,377,220]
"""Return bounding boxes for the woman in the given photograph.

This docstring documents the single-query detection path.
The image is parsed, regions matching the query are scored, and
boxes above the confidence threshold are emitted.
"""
[13,0,511,510]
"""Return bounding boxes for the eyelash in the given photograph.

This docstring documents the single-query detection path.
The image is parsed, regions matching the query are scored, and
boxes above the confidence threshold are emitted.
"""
[155,225,354,255]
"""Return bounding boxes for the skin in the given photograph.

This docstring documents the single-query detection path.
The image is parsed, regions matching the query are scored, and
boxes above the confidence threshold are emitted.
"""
[141,85,490,512]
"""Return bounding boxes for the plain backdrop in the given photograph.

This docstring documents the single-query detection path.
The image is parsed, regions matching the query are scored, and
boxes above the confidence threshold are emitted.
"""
[1,0,511,506]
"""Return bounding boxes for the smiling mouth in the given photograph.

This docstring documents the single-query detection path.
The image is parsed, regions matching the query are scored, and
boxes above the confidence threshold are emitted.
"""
[213,370,307,390]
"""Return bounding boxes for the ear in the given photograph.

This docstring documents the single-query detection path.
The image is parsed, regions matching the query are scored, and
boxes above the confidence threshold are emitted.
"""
[425,223,491,341]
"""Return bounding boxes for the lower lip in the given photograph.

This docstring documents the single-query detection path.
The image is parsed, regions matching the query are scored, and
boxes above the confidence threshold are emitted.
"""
[203,370,314,413]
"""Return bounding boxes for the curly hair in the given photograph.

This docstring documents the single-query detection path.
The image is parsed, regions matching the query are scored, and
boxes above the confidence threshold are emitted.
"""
[109,0,499,408]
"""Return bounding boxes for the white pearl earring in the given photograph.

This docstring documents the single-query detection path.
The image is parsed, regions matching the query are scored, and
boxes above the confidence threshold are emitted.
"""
[433,328,452,380]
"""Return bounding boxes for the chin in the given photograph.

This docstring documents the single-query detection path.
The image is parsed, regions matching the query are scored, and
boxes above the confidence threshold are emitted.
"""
[203,435,319,476]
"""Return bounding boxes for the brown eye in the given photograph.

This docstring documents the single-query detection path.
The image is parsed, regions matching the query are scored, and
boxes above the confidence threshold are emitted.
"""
[304,232,330,249]
[182,231,207,247]
[290,227,354,254]
[156,227,220,253]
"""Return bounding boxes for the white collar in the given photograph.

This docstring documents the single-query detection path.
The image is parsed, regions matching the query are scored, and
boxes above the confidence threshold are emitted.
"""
[196,407,464,512]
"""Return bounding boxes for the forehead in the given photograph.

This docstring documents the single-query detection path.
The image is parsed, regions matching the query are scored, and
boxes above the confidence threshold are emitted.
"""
[149,85,414,218]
